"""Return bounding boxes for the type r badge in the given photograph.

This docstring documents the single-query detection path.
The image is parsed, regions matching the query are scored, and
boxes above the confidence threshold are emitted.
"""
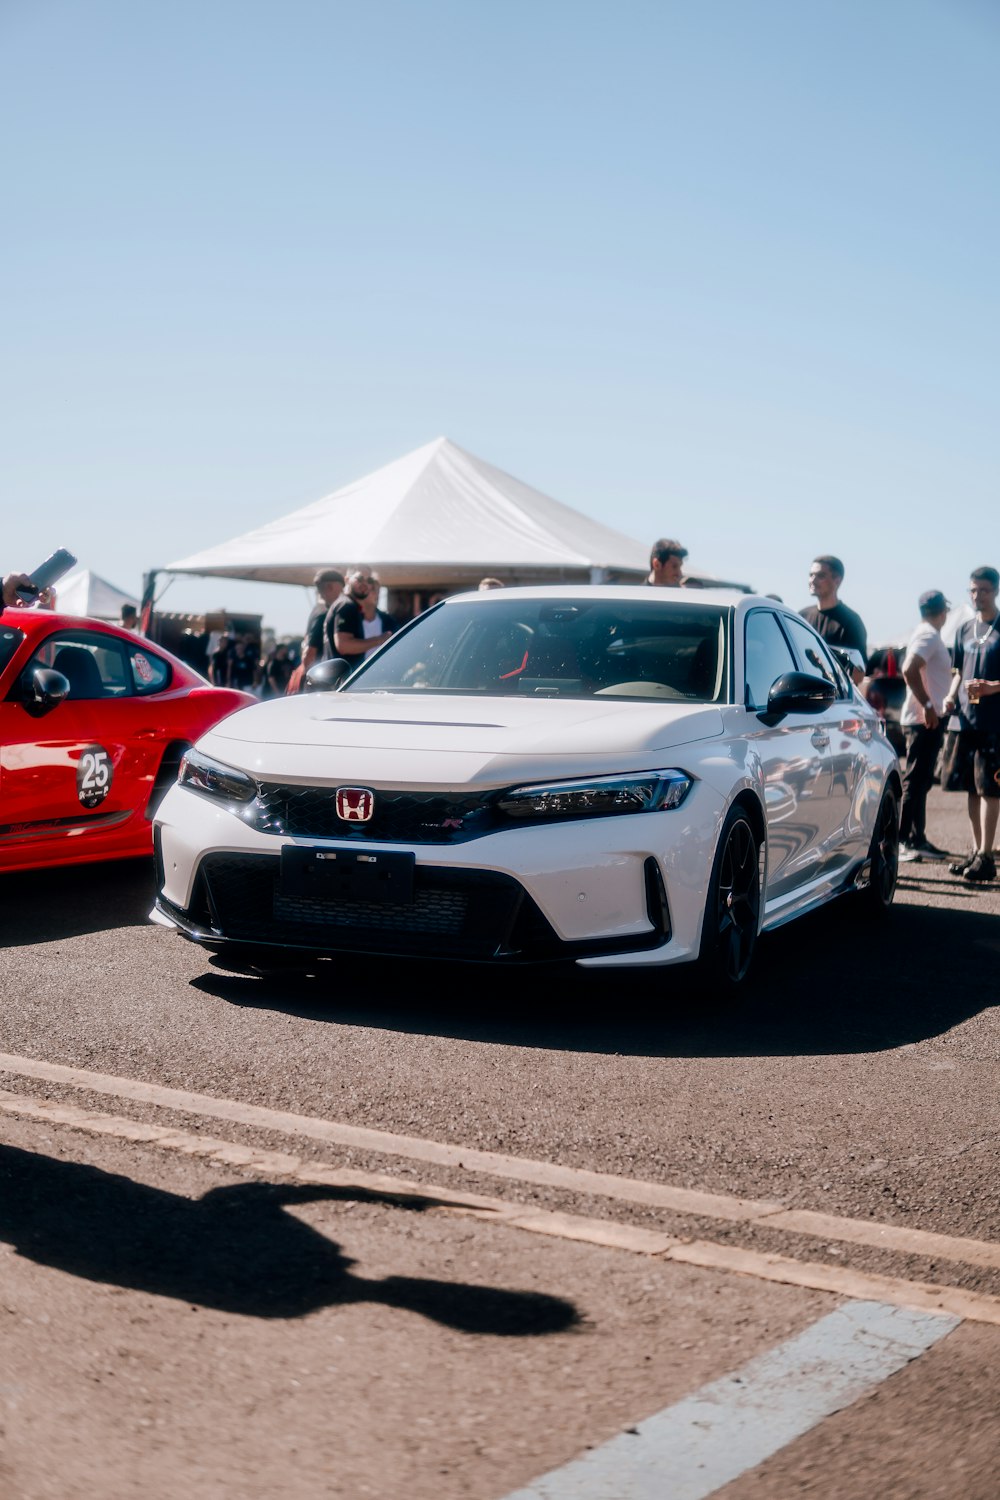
[335,787,374,822]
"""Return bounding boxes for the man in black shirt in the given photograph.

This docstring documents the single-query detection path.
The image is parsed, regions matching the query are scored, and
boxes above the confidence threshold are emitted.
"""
[800,554,868,680]
[329,566,395,661]
[942,566,1000,883]
[300,568,344,673]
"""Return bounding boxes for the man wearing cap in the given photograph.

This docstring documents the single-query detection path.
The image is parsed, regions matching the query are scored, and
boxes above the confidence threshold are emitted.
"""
[898,590,952,862]
[647,539,688,587]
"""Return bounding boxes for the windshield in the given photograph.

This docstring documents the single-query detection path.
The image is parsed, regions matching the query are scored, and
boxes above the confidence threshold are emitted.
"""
[345,597,730,703]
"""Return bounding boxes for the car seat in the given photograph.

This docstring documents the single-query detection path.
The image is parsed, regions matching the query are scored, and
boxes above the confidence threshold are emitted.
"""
[51,646,105,700]
[686,637,718,699]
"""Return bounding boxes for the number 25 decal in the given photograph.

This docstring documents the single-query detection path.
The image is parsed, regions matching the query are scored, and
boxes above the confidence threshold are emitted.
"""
[77,745,113,808]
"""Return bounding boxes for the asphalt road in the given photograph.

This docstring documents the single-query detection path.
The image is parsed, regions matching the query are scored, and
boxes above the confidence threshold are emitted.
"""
[1,786,997,1499]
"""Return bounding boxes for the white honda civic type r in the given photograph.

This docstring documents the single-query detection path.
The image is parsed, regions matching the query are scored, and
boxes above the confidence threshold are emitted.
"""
[151,587,900,986]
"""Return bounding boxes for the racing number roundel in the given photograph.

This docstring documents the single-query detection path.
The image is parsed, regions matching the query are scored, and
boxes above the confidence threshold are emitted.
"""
[77,745,113,808]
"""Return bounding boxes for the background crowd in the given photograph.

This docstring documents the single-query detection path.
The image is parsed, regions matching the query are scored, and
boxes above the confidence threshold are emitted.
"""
[4,544,999,882]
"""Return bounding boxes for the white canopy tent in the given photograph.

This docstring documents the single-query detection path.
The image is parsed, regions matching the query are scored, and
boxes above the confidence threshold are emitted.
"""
[162,437,652,592]
[59,568,138,621]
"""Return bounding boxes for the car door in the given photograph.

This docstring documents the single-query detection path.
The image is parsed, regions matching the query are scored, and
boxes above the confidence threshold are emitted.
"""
[0,627,159,837]
[782,616,870,868]
[740,608,838,899]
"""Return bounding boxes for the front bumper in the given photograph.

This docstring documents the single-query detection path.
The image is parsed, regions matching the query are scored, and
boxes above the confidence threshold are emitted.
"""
[153,777,727,968]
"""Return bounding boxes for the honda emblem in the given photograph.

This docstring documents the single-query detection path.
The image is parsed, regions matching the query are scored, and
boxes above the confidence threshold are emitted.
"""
[335,786,375,823]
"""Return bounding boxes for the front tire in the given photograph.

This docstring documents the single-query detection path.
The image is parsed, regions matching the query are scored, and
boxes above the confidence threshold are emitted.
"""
[698,806,762,987]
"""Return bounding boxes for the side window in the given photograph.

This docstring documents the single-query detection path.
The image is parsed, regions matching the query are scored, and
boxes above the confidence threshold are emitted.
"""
[27,632,130,700]
[784,618,849,698]
[744,612,798,709]
[130,648,171,696]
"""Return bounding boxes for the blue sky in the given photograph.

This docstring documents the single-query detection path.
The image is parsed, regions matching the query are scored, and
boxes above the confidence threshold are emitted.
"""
[3,0,997,643]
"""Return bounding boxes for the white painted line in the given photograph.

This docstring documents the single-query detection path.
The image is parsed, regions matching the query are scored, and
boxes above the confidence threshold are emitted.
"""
[0,1050,998,1271]
[502,1301,959,1500]
[4,1089,1000,1327]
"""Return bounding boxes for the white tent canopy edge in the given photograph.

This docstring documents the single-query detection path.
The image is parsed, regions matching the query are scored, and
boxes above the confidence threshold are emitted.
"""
[160,437,651,591]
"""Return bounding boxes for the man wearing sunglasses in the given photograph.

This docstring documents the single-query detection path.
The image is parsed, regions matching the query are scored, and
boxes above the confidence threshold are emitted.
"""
[328,566,395,660]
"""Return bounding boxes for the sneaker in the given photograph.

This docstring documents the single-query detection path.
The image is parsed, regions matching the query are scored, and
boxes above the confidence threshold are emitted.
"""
[899,842,923,863]
[963,853,996,883]
[949,853,977,875]
[908,836,947,860]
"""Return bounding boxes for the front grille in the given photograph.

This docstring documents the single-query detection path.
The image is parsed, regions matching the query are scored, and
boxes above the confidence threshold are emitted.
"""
[273,885,468,935]
[198,853,530,959]
[252,784,499,844]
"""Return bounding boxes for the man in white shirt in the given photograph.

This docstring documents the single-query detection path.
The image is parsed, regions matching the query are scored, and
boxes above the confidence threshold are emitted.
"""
[898,589,952,861]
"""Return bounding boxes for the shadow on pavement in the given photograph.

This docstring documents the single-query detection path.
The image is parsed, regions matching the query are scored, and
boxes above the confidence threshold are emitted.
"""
[0,859,155,945]
[192,898,997,1058]
[0,1144,578,1333]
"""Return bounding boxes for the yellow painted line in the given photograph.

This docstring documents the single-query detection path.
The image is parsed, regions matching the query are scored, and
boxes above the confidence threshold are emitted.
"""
[1,1050,998,1272]
[3,1088,1000,1328]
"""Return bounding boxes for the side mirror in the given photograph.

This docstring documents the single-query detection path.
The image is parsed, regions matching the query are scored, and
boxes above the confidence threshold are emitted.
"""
[305,657,351,692]
[761,671,836,721]
[22,667,70,715]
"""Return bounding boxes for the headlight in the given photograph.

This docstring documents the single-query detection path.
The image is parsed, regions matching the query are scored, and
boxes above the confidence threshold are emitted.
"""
[497,769,692,821]
[178,749,257,804]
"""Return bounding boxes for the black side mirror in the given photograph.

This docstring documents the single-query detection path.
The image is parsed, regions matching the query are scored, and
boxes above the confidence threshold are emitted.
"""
[761,671,836,721]
[22,667,70,716]
[305,657,351,692]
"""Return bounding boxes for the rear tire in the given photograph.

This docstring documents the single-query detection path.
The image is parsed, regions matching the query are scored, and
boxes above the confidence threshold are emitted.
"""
[860,786,899,917]
[698,806,762,988]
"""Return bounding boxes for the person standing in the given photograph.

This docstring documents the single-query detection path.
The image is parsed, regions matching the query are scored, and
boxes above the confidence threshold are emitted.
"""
[800,554,868,680]
[262,642,295,698]
[330,567,395,661]
[647,539,688,587]
[208,633,233,686]
[300,569,345,674]
[357,573,397,659]
[800,554,868,655]
[942,566,1000,883]
[898,590,952,862]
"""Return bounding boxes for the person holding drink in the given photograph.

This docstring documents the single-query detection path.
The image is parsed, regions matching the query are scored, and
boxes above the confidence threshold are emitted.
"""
[942,566,1000,882]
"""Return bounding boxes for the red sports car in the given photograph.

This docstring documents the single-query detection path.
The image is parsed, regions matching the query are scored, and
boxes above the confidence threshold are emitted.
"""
[0,607,254,873]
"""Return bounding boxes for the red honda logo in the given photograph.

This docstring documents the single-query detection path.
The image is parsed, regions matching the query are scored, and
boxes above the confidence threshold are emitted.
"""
[335,786,375,823]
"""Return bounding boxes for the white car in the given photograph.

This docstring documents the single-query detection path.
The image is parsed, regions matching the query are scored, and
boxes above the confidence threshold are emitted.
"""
[151,587,900,987]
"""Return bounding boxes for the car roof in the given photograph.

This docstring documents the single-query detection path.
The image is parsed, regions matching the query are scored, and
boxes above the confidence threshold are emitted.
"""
[0,607,135,640]
[436,585,792,616]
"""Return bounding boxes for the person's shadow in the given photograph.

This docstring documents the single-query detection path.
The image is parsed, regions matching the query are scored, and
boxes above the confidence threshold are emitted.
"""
[0,1145,578,1334]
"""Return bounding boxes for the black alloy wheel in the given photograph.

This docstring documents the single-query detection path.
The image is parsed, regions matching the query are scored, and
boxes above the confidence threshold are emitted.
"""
[861,787,900,916]
[699,809,761,987]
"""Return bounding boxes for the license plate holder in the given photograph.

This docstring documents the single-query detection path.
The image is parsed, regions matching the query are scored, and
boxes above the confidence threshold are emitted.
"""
[280,846,415,905]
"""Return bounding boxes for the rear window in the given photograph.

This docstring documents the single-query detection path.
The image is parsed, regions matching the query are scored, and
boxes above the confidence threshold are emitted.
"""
[130,647,172,695]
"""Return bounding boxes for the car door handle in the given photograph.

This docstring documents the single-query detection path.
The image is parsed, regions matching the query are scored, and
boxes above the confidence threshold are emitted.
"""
[810,731,830,749]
